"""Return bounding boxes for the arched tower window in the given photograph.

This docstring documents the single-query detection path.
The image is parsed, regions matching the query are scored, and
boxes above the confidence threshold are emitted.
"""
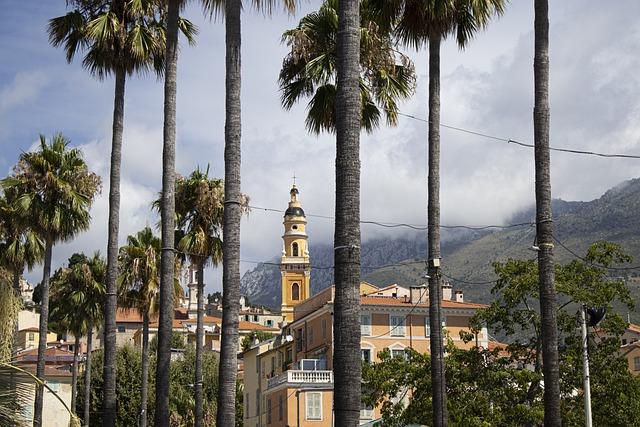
[292,283,300,300]
[292,242,299,256]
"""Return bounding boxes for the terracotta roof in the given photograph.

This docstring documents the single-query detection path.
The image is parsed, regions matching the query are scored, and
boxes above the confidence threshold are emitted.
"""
[116,308,147,323]
[19,327,40,332]
[627,323,640,334]
[15,363,73,378]
[149,310,279,332]
[360,295,486,309]
[15,346,75,364]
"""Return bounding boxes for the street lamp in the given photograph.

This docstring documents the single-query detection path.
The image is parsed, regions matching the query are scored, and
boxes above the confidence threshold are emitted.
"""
[581,306,606,427]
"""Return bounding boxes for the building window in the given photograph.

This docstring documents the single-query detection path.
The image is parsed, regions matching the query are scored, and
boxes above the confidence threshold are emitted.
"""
[635,356,640,371]
[296,329,304,352]
[292,283,300,300]
[391,348,406,359]
[267,399,272,424]
[360,401,374,420]
[308,326,314,346]
[28,332,34,341]
[361,348,372,363]
[117,325,126,333]
[292,225,298,230]
[361,314,371,336]
[322,319,327,339]
[286,348,293,365]
[270,357,275,377]
[279,394,284,420]
[425,316,430,337]
[267,319,274,327]
[306,392,322,420]
[292,242,299,256]
[390,316,405,336]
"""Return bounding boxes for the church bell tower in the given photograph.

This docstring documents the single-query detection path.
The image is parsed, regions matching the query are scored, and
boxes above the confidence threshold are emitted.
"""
[280,184,311,323]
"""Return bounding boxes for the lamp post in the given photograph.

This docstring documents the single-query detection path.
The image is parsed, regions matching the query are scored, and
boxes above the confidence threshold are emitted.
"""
[581,306,605,427]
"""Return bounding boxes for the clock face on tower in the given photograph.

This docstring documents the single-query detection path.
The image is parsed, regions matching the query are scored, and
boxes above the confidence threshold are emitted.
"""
[281,184,311,323]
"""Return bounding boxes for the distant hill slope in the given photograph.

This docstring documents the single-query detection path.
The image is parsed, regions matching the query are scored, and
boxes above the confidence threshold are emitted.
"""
[241,178,640,318]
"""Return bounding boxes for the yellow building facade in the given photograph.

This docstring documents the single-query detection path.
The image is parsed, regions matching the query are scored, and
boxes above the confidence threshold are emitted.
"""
[280,185,311,323]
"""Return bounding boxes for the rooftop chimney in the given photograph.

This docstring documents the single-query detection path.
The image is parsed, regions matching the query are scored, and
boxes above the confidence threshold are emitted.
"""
[409,284,428,305]
[442,281,453,301]
[455,290,464,303]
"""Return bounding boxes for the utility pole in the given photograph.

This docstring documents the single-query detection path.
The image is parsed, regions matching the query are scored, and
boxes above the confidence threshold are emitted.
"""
[581,306,592,427]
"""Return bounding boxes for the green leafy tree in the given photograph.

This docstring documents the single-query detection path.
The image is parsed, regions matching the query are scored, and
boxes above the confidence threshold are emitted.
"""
[48,3,196,423]
[1,134,101,426]
[240,330,274,352]
[367,2,506,424]
[279,0,416,134]
[50,252,106,422]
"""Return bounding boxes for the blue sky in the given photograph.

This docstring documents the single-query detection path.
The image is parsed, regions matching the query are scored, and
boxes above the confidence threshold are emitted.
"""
[2,1,640,292]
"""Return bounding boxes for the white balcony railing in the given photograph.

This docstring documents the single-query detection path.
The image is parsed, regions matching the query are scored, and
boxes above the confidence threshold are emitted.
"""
[267,370,333,389]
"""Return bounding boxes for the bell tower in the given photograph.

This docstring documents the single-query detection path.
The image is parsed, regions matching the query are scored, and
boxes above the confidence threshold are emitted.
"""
[280,184,311,322]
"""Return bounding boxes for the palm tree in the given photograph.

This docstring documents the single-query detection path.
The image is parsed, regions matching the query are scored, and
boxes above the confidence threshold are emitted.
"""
[0,190,45,294]
[368,1,505,424]
[0,134,101,426]
[279,0,416,134]
[47,4,195,423]
[332,0,362,425]
[533,0,560,424]
[50,253,106,424]
[197,0,296,423]
[174,168,223,427]
[118,226,182,427]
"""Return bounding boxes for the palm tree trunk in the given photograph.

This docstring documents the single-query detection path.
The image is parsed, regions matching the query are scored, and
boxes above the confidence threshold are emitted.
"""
[33,239,52,427]
[154,1,179,424]
[333,0,361,425]
[216,0,242,424]
[533,0,560,424]
[103,65,126,427]
[195,262,205,427]
[140,313,150,427]
[427,34,448,427]
[84,320,94,426]
[71,334,80,414]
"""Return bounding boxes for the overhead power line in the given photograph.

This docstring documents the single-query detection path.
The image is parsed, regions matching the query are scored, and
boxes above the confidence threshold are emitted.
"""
[394,111,640,160]
[248,204,534,231]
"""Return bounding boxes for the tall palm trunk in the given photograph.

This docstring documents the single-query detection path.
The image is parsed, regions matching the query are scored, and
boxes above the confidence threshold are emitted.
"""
[103,65,126,427]
[84,320,94,426]
[154,1,179,424]
[195,263,205,426]
[71,334,80,414]
[216,0,242,424]
[332,0,361,425]
[33,239,52,427]
[140,313,150,427]
[427,34,448,427]
[533,0,560,424]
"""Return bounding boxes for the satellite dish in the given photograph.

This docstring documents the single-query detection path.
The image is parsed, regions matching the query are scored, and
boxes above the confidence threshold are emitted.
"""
[587,307,606,327]
[285,335,293,342]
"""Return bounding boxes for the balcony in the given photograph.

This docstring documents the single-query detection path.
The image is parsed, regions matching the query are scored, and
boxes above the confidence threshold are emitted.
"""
[267,369,333,389]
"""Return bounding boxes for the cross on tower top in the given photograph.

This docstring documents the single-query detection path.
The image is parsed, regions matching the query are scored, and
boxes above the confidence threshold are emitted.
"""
[292,171,297,186]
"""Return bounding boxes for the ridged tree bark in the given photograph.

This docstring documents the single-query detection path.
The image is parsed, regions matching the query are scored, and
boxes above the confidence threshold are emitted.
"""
[33,239,52,427]
[427,34,448,427]
[84,321,94,425]
[140,313,150,427]
[103,65,126,427]
[154,0,179,424]
[533,0,560,424]
[333,0,361,425]
[71,334,80,414]
[195,262,204,427]
[216,0,242,424]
